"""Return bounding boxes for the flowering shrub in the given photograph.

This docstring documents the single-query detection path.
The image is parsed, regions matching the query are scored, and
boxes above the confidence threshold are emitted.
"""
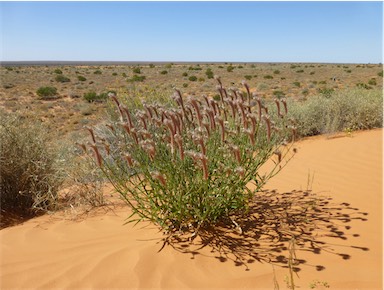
[81,77,296,234]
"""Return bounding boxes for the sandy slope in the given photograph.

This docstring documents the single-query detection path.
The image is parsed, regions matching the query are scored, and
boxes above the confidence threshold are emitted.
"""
[1,129,382,289]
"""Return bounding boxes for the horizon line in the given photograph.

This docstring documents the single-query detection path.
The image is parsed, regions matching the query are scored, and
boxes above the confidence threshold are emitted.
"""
[1,60,382,66]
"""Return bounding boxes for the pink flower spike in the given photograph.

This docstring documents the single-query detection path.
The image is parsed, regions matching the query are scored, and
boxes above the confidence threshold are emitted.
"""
[86,127,96,144]
[151,171,167,187]
[105,124,115,132]
[124,154,134,167]
[274,98,282,118]
[90,144,102,167]
[281,98,288,115]
[235,166,245,177]
[263,115,271,142]
[75,142,87,153]
[120,105,133,128]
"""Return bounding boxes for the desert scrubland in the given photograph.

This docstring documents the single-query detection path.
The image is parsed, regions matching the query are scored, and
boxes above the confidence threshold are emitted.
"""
[0,62,383,289]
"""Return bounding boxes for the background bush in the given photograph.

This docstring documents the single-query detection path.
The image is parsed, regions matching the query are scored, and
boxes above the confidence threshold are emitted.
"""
[77,75,87,82]
[128,75,146,82]
[83,91,110,102]
[0,113,65,216]
[55,75,71,83]
[36,86,58,98]
[288,88,383,137]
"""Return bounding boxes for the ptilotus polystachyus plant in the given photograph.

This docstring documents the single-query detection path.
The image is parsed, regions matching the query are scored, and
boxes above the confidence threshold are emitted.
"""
[79,77,297,234]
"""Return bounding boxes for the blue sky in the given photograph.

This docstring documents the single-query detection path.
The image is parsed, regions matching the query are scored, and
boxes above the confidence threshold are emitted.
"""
[1,1,382,63]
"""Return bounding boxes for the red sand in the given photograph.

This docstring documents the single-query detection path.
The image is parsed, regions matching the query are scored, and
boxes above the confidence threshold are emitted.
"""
[1,129,382,289]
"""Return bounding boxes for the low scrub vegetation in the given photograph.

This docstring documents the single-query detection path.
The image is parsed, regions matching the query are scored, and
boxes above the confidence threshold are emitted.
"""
[36,86,58,98]
[128,75,146,82]
[83,91,110,102]
[77,75,87,82]
[0,113,65,217]
[55,75,71,83]
[288,88,383,137]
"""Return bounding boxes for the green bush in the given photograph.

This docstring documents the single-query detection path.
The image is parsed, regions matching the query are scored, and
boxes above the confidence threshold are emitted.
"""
[244,75,252,80]
[188,66,202,71]
[3,84,15,89]
[128,75,146,82]
[0,113,65,219]
[55,75,71,83]
[84,80,295,233]
[77,75,87,82]
[356,83,371,90]
[378,71,383,77]
[227,65,234,72]
[296,69,304,73]
[302,89,309,96]
[188,76,197,81]
[94,70,102,75]
[182,72,188,77]
[133,67,141,74]
[317,88,334,98]
[83,91,108,102]
[273,90,285,98]
[205,68,214,79]
[54,69,63,74]
[36,86,58,98]
[264,75,273,79]
[160,70,168,75]
[293,81,301,88]
[288,89,383,137]
[368,78,377,86]
[273,70,280,74]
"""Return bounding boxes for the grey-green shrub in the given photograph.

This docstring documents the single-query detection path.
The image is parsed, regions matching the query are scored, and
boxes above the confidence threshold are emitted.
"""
[288,89,383,137]
[0,113,65,215]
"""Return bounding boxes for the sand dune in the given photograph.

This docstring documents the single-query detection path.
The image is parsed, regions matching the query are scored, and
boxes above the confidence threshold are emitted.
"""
[1,129,382,289]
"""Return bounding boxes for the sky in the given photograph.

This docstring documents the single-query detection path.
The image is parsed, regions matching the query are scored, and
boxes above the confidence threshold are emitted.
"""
[1,1,383,63]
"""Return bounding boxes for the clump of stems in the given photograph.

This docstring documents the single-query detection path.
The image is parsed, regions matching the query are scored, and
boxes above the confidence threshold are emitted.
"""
[83,78,296,233]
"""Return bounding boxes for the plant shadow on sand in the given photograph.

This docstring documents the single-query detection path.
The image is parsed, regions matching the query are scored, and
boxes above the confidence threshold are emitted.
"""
[159,189,369,272]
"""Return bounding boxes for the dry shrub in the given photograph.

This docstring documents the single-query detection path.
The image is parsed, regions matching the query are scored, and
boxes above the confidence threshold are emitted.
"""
[0,113,65,218]
[288,88,383,137]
